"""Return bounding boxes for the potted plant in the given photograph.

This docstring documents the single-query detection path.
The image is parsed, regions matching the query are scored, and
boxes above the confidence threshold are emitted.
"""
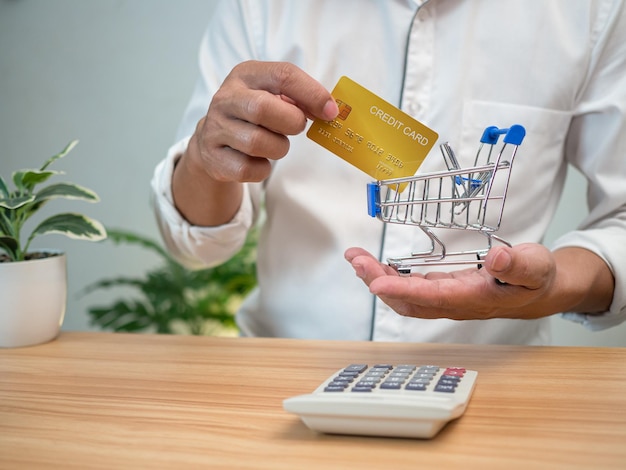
[0,140,106,348]
[81,228,257,336]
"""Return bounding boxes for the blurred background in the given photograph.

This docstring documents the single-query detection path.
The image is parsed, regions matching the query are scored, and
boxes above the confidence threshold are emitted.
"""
[1,0,624,346]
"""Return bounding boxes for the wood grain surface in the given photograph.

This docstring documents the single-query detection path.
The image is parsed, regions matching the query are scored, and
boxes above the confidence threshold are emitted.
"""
[1,332,625,469]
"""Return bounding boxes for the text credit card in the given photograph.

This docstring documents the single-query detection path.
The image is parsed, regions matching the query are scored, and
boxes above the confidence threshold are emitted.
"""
[307,76,438,183]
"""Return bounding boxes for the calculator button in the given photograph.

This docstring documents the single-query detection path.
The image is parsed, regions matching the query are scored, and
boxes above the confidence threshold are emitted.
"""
[355,380,378,388]
[438,378,460,386]
[405,382,427,391]
[413,372,436,380]
[364,370,387,378]
[331,376,354,383]
[344,364,368,373]
[434,384,457,393]
[362,376,383,384]
[328,380,351,388]
[324,385,347,392]
[339,371,361,378]
[384,376,407,383]
[443,368,466,377]
[388,371,411,378]
[380,382,402,389]
[408,377,431,385]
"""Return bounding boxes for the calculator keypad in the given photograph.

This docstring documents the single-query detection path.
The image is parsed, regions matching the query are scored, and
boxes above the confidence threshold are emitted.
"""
[323,364,466,394]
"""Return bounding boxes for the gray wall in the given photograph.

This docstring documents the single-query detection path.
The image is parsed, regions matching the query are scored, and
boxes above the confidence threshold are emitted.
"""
[0,0,218,332]
[1,0,624,346]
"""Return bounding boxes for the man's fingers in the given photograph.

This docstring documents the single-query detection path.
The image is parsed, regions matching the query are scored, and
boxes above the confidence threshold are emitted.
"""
[209,115,291,160]
[232,61,338,122]
[345,247,400,282]
[484,244,553,289]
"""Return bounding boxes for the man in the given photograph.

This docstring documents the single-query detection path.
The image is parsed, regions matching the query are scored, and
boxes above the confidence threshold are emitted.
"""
[152,0,626,343]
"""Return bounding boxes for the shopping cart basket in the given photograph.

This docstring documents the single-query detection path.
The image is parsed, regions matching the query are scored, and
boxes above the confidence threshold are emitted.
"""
[367,125,526,273]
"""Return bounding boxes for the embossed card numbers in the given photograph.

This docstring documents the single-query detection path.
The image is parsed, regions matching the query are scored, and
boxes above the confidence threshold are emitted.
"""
[307,76,438,184]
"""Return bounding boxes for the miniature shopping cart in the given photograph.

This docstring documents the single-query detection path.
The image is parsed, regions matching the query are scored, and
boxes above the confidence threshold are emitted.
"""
[367,125,526,274]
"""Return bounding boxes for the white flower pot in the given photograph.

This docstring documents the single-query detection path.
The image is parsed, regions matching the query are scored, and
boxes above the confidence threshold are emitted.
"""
[0,253,67,348]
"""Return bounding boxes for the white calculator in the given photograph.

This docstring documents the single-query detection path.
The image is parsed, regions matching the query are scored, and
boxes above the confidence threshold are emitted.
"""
[283,363,477,439]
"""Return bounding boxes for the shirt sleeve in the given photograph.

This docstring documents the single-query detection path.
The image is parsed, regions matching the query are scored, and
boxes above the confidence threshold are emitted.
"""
[553,1,626,330]
[150,137,258,270]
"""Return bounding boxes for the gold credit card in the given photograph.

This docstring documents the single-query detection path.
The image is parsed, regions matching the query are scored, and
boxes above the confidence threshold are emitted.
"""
[307,76,438,183]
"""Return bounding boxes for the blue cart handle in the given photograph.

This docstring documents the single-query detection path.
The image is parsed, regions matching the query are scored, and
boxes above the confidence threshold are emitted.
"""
[480,125,526,146]
[367,182,381,217]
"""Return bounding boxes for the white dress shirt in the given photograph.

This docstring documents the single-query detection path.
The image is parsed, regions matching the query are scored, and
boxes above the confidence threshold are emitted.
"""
[152,0,626,344]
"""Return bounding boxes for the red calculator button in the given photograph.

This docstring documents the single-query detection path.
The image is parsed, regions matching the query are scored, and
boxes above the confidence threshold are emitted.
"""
[443,368,466,377]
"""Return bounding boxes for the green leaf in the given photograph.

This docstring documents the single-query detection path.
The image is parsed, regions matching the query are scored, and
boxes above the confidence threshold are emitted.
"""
[80,277,145,296]
[0,194,36,210]
[40,140,79,171]
[14,169,60,193]
[29,213,107,242]
[0,236,19,260]
[88,300,154,333]
[0,175,9,198]
[8,140,78,193]
[83,228,258,336]
[104,228,173,261]
[34,182,100,204]
[0,210,13,237]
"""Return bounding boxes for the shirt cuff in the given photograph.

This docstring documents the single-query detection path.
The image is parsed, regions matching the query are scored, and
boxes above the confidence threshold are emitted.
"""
[552,230,626,331]
[151,137,254,268]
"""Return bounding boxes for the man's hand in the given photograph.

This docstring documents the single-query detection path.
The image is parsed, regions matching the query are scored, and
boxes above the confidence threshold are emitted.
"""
[345,244,614,320]
[189,60,338,184]
[172,61,338,226]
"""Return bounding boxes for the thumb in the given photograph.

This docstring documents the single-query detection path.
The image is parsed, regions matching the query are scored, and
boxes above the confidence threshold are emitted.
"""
[484,244,551,289]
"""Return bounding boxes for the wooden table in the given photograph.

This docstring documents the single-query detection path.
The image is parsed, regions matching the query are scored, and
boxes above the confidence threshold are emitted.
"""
[1,332,626,469]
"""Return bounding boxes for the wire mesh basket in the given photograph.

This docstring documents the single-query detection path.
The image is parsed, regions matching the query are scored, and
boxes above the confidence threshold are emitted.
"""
[367,125,526,273]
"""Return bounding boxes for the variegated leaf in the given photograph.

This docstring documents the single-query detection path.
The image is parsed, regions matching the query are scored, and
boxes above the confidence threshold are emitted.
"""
[34,182,99,204]
[30,213,107,242]
[40,140,79,171]
[14,169,61,192]
[0,236,19,260]
[0,175,9,198]
[0,194,35,210]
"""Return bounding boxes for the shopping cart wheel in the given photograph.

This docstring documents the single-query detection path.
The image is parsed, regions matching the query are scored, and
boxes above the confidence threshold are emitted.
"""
[476,253,485,270]
[397,267,412,276]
